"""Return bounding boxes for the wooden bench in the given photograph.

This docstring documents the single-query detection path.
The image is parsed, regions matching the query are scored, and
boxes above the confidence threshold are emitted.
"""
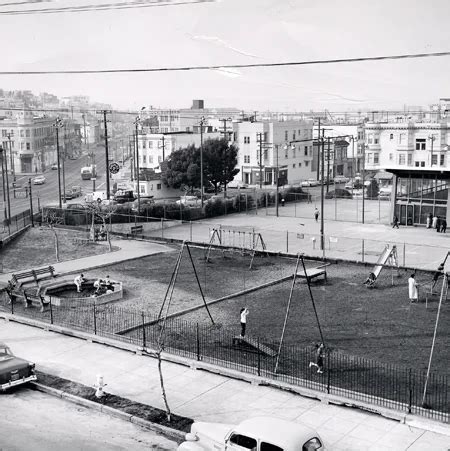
[72,237,92,245]
[129,225,143,237]
[23,287,50,312]
[7,266,57,306]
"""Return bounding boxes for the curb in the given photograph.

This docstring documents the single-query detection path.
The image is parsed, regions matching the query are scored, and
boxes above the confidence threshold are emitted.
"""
[32,382,186,442]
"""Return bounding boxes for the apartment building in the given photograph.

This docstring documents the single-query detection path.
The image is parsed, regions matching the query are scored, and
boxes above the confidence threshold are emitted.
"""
[232,119,314,186]
[365,120,450,225]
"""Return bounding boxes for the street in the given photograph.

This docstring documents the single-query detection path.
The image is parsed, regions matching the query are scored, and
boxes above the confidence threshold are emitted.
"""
[0,146,108,219]
[0,388,178,451]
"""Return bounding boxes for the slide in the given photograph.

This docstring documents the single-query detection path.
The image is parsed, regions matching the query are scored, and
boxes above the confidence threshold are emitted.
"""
[364,245,398,287]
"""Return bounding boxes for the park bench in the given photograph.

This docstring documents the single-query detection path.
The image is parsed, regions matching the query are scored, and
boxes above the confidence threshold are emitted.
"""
[296,263,330,283]
[72,237,92,245]
[23,287,50,312]
[6,266,57,306]
[129,225,143,237]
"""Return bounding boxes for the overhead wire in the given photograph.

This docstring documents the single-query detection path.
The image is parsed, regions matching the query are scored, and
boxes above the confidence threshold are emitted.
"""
[0,0,214,14]
[1,50,449,75]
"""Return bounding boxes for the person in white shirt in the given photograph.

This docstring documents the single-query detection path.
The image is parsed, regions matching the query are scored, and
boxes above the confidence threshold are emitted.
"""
[240,307,249,338]
[74,273,86,293]
[408,273,418,303]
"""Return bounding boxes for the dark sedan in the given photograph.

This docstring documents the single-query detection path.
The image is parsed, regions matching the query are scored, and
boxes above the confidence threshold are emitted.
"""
[0,342,37,391]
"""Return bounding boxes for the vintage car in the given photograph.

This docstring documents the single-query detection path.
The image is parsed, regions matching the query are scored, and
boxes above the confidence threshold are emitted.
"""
[0,342,37,391]
[177,416,324,451]
[32,175,46,185]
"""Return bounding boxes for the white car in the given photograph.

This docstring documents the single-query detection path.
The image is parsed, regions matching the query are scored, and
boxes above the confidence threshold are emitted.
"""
[228,181,248,189]
[178,416,324,451]
[176,196,201,207]
[333,176,349,184]
[32,175,46,185]
[301,179,319,187]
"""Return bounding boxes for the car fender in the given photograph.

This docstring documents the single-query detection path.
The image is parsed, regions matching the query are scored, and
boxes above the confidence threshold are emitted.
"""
[177,441,209,451]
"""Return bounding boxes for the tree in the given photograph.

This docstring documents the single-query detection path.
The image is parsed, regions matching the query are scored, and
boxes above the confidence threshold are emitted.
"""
[162,144,201,193]
[203,138,240,194]
[366,179,379,199]
[85,202,116,252]
[42,209,64,262]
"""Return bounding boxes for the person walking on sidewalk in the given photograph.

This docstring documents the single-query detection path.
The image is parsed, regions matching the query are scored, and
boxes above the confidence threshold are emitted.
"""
[314,208,319,222]
[392,215,399,229]
[240,307,249,338]
[408,273,418,303]
[442,218,447,233]
[426,212,433,229]
[432,214,438,229]
[309,343,325,373]
[436,216,442,233]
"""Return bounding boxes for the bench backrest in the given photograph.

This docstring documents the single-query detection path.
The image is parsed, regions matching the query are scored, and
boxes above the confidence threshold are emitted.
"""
[10,266,56,288]
[131,225,143,232]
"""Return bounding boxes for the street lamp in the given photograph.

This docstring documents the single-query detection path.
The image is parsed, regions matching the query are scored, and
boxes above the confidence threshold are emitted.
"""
[133,107,146,213]
[200,116,205,208]
[53,117,64,208]
[6,132,14,180]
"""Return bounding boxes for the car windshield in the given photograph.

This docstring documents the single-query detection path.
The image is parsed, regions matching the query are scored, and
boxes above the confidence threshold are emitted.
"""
[0,347,13,360]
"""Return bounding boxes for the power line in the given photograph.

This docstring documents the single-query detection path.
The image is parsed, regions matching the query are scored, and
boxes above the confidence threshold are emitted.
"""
[1,50,449,75]
[0,0,52,8]
[0,0,213,15]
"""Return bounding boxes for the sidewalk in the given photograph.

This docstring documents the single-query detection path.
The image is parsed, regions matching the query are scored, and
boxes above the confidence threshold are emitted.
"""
[1,319,449,451]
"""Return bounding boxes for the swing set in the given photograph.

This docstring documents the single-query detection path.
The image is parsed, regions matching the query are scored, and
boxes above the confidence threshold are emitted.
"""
[205,226,269,269]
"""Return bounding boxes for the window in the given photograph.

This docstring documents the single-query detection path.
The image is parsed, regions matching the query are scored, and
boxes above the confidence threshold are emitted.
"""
[389,153,393,161]
[149,155,153,163]
[432,155,438,165]
[415,161,420,167]
[229,434,257,450]
[140,185,145,194]
[374,154,379,164]
[20,142,25,150]
[367,134,373,144]
[398,154,406,165]
[292,147,296,158]
[157,183,161,190]
[260,442,283,451]
[399,133,406,144]
[1,130,6,137]
[244,155,250,163]
[26,142,31,150]
[421,161,425,167]
[26,129,30,138]
[407,154,412,165]
[244,136,250,144]
[415,139,426,150]
[298,162,302,167]
[292,131,296,140]
[142,155,146,163]
[284,131,288,141]
[304,146,308,156]
[148,141,153,149]
[367,153,373,164]
[20,129,24,138]
[305,160,309,167]
[142,141,146,149]
[390,133,394,140]
[440,154,445,166]
[158,156,162,163]
[374,136,379,144]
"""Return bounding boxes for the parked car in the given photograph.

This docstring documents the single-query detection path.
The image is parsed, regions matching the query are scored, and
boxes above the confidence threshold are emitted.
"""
[228,180,248,189]
[114,189,136,204]
[65,203,86,211]
[177,416,324,451]
[32,175,46,185]
[0,342,37,392]
[63,186,82,201]
[301,178,319,187]
[51,163,60,170]
[176,195,201,207]
[85,191,108,203]
[333,175,349,184]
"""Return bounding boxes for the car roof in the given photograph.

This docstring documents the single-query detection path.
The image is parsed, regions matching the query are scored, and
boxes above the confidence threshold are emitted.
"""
[233,416,318,448]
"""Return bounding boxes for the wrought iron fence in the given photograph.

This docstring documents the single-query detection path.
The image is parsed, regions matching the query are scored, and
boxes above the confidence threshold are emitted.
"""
[1,209,32,237]
[1,294,448,423]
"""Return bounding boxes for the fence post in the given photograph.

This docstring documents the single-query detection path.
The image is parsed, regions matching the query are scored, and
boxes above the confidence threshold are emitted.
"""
[190,221,193,242]
[93,302,97,335]
[142,312,146,348]
[49,297,53,324]
[408,368,412,413]
[257,337,261,377]
[403,242,406,267]
[286,230,289,253]
[161,217,164,238]
[196,323,200,361]
[10,294,14,315]
[327,352,331,394]
[362,239,365,263]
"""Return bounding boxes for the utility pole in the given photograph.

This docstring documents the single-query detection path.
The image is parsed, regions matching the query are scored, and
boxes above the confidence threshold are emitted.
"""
[160,135,166,162]
[0,146,10,233]
[62,124,67,201]
[6,132,14,179]
[134,116,141,213]
[316,118,321,181]
[275,144,279,217]
[429,134,436,167]
[220,117,232,141]
[320,131,325,252]
[53,117,63,208]
[257,132,264,189]
[200,117,205,208]
[362,144,366,224]
[326,138,331,193]
[97,110,112,199]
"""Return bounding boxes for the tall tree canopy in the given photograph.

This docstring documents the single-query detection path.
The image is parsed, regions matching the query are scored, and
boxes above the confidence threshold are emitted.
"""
[203,138,240,193]
[162,138,240,194]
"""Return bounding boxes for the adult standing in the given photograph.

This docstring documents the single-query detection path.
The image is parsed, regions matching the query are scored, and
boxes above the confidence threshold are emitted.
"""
[432,214,438,229]
[436,216,441,233]
[314,207,319,222]
[392,215,399,229]
[240,307,249,338]
[408,273,418,303]
[442,218,447,233]
[426,212,433,229]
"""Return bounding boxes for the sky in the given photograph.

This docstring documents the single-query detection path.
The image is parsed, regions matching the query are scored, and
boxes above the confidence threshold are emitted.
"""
[1,0,450,112]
